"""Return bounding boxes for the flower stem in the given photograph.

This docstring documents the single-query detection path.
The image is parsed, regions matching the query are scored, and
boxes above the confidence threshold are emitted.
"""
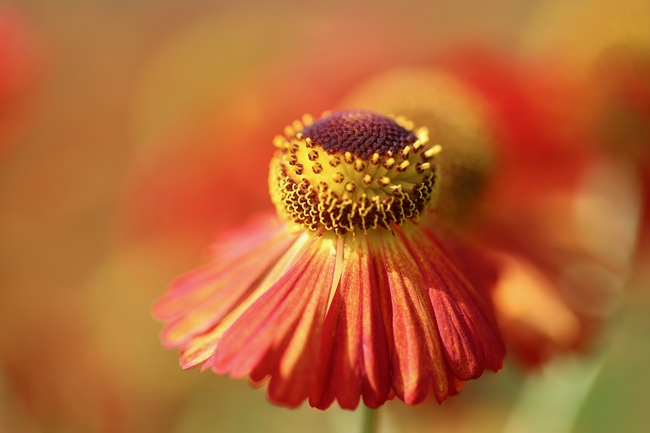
[361,406,378,433]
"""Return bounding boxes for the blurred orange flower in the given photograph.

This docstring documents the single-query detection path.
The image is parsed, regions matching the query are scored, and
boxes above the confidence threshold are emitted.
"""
[342,49,633,367]
[590,45,650,259]
[522,0,650,272]
[436,49,632,366]
[0,6,47,156]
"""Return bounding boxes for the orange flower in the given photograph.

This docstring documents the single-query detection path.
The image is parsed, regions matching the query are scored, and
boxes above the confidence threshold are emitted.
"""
[590,45,650,257]
[154,110,505,409]
[0,6,47,156]
[340,56,633,367]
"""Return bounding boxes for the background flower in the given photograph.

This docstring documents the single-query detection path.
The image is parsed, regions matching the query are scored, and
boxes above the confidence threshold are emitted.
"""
[0,6,48,158]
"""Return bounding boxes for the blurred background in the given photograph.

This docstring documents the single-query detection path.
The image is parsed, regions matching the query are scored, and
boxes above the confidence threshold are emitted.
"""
[0,0,648,432]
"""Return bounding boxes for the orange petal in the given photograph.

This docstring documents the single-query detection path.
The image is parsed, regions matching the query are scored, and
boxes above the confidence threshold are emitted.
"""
[154,217,296,348]
[400,226,505,380]
[213,234,336,407]
[178,231,312,369]
[379,232,453,404]
[310,236,391,409]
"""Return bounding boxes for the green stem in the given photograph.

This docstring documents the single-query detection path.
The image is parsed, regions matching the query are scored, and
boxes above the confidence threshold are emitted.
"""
[361,405,378,433]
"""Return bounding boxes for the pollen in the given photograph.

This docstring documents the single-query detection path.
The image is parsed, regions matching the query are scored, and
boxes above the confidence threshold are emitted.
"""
[269,110,441,235]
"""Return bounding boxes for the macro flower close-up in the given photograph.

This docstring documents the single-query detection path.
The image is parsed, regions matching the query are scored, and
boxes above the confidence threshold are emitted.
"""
[154,110,505,410]
[1,1,649,433]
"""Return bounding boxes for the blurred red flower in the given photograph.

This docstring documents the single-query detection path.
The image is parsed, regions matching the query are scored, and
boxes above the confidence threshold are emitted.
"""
[342,48,633,367]
[0,6,47,157]
[589,45,650,258]
[436,48,632,366]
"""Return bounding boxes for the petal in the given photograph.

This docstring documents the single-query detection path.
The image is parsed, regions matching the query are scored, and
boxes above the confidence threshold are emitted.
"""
[155,221,297,348]
[155,214,288,317]
[378,232,455,405]
[178,232,312,369]
[310,235,392,410]
[213,234,337,408]
[398,225,504,380]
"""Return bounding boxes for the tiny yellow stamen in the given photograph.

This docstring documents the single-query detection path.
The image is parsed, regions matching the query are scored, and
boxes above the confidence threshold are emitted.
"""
[396,160,410,172]
[362,174,373,185]
[423,144,442,159]
[283,153,297,164]
[383,158,395,170]
[302,113,314,126]
[345,182,356,192]
[273,135,288,149]
[308,150,319,161]
[416,127,429,143]
[378,176,391,186]
[416,162,431,173]
[394,115,414,131]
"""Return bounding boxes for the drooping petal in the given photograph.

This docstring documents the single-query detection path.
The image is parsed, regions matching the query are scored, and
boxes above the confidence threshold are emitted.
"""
[154,215,290,320]
[212,233,337,407]
[310,235,392,410]
[154,218,297,348]
[398,225,504,380]
[378,231,458,404]
[177,232,312,369]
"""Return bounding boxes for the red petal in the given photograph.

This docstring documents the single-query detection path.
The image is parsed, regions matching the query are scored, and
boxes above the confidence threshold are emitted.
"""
[379,233,454,404]
[154,214,288,320]
[398,225,505,380]
[178,232,312,369]
[310,236,391,409]
[213,234,337,408]
[154,222,296,348]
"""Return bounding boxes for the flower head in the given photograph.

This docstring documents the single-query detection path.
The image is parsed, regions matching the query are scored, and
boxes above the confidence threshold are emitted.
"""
[270,110,439,234]
[154,109,505,409]
[339,63,633,367]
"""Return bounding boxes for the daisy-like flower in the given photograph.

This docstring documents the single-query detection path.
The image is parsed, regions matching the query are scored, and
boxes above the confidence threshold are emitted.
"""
[342,61,633,367]
[154,110,505,409]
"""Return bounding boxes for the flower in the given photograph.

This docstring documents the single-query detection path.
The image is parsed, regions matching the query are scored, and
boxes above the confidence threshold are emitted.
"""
[590,46,650,261]
[154,110,505,409]
[0,6,47,157]
[340,62,632,367]
[522,0,650,270]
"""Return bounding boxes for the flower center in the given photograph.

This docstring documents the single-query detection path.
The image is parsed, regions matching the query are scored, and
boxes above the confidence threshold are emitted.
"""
[301,110,418,159]
[269,110,441,235]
